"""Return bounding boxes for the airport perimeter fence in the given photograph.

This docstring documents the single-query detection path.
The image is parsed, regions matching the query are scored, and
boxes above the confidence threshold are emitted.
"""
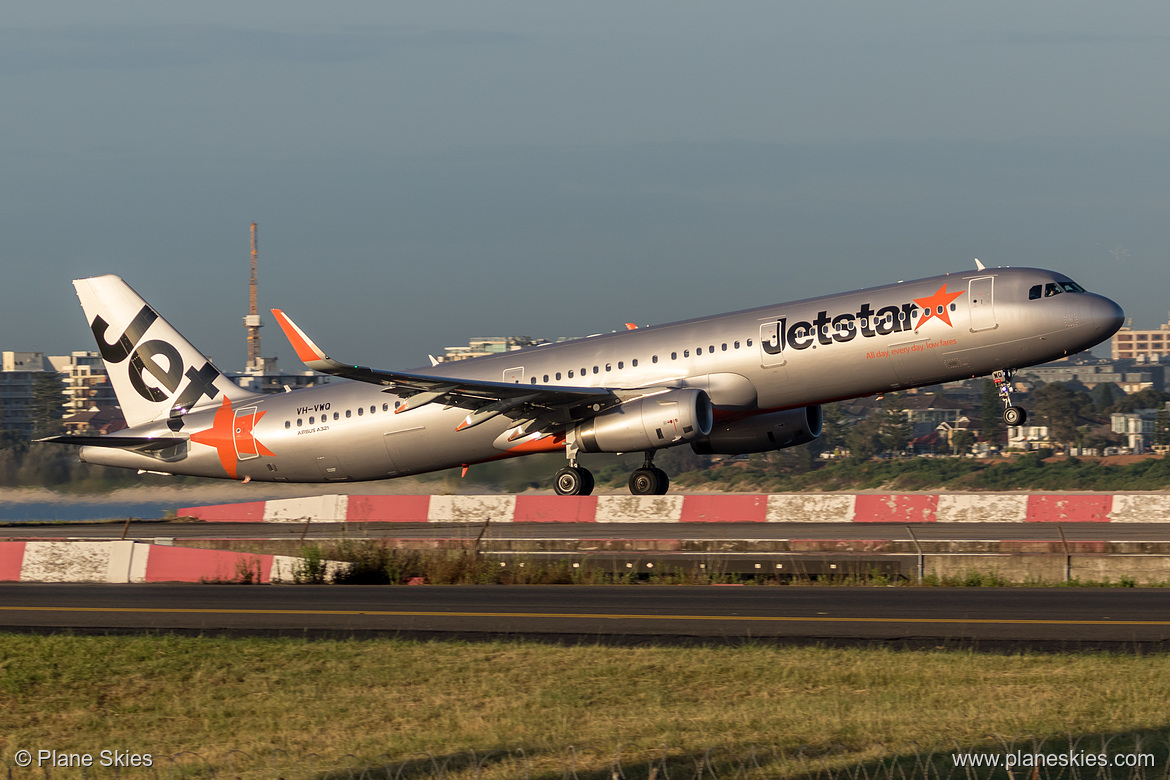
[6,733,1170,780]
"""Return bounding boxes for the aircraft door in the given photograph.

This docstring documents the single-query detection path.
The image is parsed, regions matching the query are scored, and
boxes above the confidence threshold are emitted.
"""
[502,366,524,384]
[968,277,996,332]
[759,321,787,368]
[233,406,261,461]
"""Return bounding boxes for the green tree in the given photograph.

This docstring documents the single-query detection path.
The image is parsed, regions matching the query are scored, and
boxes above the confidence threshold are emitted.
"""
[1093,382,1117,412]
[816,402,850,454]
[1031,382,1092,446]
[846,414,882,462]
[29,372,67,440]
[950,429,976,455]
[1109,387,1168,415]
[980,379,1004,444]
[879,396,913,455]
[1156,408,1170,447]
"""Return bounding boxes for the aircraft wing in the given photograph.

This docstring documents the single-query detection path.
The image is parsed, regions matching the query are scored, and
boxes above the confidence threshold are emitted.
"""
[272,309,636,430]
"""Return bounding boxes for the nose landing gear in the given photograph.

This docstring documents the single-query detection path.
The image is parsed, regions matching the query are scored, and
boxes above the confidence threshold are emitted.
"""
[993,369,1028,426]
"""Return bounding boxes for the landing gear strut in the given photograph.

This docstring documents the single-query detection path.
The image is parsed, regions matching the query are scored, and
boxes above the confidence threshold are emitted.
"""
[993,369,1028,426]
[629,452,670,496]
[554,441,594,496]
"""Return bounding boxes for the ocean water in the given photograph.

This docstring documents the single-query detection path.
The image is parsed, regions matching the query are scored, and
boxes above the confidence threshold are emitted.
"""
[0,501,177,523]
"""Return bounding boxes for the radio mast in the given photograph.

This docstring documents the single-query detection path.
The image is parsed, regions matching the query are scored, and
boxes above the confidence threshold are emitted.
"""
[244,222,262,372]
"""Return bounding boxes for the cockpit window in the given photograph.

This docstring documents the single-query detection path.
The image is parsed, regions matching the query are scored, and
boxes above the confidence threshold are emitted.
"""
[1032,280,1085,300]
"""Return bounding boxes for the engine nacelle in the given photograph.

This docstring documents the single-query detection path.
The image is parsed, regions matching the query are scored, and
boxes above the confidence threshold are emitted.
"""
[691,405,822,455]
[571,388,714,453]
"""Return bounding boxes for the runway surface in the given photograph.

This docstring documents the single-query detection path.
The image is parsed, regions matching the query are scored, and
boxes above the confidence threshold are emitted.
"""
[8,521,1170,542]
[2,584,1169,648]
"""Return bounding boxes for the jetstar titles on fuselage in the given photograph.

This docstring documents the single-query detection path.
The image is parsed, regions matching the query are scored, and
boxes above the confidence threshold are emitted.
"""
[764,283,965,354]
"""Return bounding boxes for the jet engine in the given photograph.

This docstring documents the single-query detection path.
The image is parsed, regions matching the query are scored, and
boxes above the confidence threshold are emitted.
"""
[691,405,822,455]
[570,388,714,453]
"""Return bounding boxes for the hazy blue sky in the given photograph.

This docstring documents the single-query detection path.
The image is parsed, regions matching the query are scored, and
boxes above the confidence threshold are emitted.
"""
[4,1,1170,370]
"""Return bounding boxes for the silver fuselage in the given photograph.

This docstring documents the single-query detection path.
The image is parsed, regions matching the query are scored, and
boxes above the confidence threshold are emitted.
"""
[81,267,1124,482]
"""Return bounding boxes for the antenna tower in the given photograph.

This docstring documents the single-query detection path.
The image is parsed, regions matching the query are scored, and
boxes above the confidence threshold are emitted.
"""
[244,222,262,371]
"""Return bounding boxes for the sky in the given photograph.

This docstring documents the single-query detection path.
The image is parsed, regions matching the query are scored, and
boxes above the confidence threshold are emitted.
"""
[3,1,1170,371]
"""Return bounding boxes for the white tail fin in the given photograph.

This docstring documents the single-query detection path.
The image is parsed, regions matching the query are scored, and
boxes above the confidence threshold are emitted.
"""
[74,275,259,428]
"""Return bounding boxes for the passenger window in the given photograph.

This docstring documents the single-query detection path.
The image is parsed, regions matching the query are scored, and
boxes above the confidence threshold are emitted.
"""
[671,352,677,360]
[346,410,351,418]
[531,377,537,384]
[631,359,638,367]
[696,347,702,355]
[747,339,753,347]
[382,403,388,412]
[605,364,611,372]
[568,370,574,378]
[371,406,376,414]
[684,349,690,358]
[734,341,740,349]
[543,374,549,382]
[1029,285,1042,300]
[357,408,363,416]
[334,412,339,420]
[652,355,658,363]
[709,345,715,352]
[556,372,562,380]
[722,343,727,351]
[593,366,599,374]
[297,418,303,427]
[309,416,315,424]
[285,420,290,429]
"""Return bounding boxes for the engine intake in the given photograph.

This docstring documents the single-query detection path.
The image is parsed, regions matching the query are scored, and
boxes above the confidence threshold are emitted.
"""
[571,388,713,453]
[691,405,822,455]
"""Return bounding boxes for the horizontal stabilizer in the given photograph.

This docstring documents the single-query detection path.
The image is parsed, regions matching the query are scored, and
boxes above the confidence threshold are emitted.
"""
[36,435,185,451]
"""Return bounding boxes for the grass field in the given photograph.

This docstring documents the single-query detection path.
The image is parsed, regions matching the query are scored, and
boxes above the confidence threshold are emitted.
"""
[2,634,1170,779]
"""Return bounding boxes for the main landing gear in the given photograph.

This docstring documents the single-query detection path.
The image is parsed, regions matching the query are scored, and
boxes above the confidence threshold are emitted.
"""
[552,448,671,496]
[993,369,1028,426]
[553,464,594,496]
[629,452,669,496]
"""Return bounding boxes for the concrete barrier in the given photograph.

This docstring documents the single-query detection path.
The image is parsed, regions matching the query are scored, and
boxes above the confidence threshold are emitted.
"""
[0,541,344,584]
[179,493,1170,524]
[1025,495,1112,523]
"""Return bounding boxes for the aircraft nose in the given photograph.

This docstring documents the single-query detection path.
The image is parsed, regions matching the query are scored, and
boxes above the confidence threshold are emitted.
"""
[1090,294,1125,338]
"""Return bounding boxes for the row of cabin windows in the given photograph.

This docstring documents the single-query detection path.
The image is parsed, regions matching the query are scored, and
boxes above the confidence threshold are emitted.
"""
[285,402,390,429]
[530,339,755,384]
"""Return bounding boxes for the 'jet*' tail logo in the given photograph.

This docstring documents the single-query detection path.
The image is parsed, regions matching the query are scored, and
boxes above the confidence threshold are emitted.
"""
[91,304,222,415]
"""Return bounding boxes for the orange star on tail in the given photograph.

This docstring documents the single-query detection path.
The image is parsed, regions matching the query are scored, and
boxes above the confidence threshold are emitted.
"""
[188,397,274,479]
[913,284,964,329]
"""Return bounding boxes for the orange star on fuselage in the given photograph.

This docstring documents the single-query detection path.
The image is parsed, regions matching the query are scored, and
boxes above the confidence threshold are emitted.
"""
[188,397,274,479]
[913,284,964,329]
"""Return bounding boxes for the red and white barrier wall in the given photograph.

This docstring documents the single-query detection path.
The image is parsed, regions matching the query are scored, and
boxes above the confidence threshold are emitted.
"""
[179,493,1169,524]
[0,541,343,583]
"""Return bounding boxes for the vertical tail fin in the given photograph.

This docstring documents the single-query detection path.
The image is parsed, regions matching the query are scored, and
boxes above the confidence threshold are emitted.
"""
[74,275,258,428]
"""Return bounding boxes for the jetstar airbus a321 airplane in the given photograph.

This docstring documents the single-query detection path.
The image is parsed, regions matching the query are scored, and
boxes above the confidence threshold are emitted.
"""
[43,263,1123,495]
